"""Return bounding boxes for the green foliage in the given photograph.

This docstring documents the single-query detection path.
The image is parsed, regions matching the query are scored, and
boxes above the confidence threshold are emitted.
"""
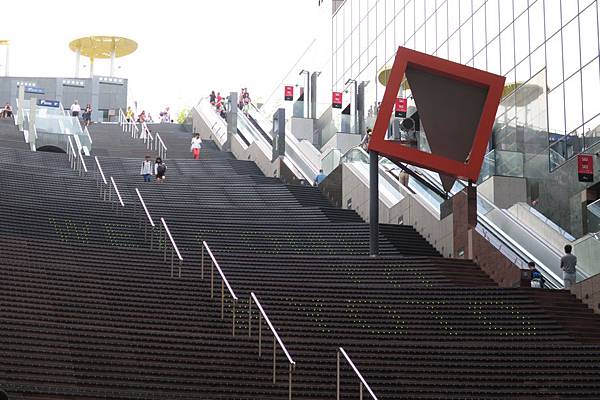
[176,108,190,124]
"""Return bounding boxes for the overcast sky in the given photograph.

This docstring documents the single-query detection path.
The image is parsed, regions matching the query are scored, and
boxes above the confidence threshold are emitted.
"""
[0,0,319,117]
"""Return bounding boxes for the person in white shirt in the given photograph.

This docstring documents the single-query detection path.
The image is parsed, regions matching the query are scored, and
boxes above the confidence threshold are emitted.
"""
[140,155,153,182]
[190,134,202,159]
[70,100,81,117]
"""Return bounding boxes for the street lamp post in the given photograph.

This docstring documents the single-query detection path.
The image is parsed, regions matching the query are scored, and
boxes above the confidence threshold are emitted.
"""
[299,69,310,119]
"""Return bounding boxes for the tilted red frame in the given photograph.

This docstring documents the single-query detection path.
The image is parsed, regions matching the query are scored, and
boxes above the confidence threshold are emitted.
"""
[368,47,505,182]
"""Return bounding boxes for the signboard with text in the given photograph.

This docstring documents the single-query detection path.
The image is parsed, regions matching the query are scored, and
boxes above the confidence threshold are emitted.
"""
[284,85,294,101]
[24,86,45,94]
[578,154,594,182]
[395,97,407,118]
[37,99,60,108]
[332,91,343,109]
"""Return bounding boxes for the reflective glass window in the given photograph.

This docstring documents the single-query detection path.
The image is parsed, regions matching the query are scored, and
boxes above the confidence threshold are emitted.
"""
[499,0,514,31]
[461,18,473,63]
[395,6,406,45]
[437,2,448,46]
[582,58,600,122]
[426,0,436,20]
[548,85,565,134]
[486,0,500,41]
[426,13,437,53]
[531,45,546,75]
[377,27,386,64]
[561,0,579,25]
[529,0,545,51]
[449,31,460,62]
[581,0,595,9]
[488,37,501,74]
[352,0,360,29]
[369,9,377,45]
[460,0,472,25]
[448,0,459,35]
[474,48,487,70]
[584,113,600,148]
[386,0,396,25]
[405,1,415,38]
[386,24,396,61]
[562,17,581,79]
[473,7,486,55]
[579,4,599,67]
[360,16,368,55]
[514,0,528,17]
[516,57,531,82]
[377,1,386,35]
[438,40,449,59]
[514,11,530,64]
[360,0,369,21]
[345,4,352,38]
[545,0,562,39]
[564,72,583,132]
[353,28,360,63]
[415,25,426,52]
[415,0,425,29]
[473,0,485,12]
[546,32,564,89]
[501,25,516,74]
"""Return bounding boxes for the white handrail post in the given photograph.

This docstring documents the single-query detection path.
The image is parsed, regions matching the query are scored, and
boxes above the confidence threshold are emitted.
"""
[221,279,225,319]
[273,336,276,383]
[232,298,236,336]
[337,349,340,400]
[210,260,214,298]
[248,297,252,337]
[201,245,204,279]
[258,310,262,357]
[360,382,363,400]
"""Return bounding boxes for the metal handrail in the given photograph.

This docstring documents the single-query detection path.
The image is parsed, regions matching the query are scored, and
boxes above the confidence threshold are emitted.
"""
[135,188,155,227]
[160,217,183,277]
[67,136,78,171]
[156,132,167,159]
[94,156,107,185]
[135,188,156,249]
[201,240,238,335]
[94,156,108,200]
[73,135,88,173]
[109,176,125,207]
[337,347,378,400]
[249,292,295,399]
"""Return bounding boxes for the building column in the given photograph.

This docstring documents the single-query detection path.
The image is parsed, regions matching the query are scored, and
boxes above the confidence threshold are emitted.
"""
[4,42,9,77]
[75,48,81,78]
[110,38,116,77]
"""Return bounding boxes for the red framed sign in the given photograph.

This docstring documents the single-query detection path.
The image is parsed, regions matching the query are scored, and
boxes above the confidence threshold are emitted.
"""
[284,86,294,101]
[578,154,594,182]
[332,91,343,109]
[395,98,407,117]
[368,47,505,182]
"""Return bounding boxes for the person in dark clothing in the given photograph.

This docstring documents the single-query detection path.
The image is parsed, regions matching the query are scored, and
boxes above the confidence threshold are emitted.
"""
[209,91,216,105]
[528,261,545,289]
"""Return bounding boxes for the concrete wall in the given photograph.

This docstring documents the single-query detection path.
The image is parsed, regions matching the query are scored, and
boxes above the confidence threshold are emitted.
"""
[478,175,527,209]
[572,274,600,314]
[290,117,314,141]
[340,163,453,257]
[0,76,127,122]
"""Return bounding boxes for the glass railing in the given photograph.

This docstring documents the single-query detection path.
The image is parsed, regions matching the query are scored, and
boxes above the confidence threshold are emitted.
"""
[587,198,600,233]
[479,149,524,182]
[321,148,342,175]
[573,233,600,277]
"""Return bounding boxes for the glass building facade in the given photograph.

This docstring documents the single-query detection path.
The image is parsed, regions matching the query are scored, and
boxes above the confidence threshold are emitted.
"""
[332,0,600,237]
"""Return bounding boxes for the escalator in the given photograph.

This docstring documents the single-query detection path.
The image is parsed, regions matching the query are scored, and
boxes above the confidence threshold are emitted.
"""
[343,146,570,289]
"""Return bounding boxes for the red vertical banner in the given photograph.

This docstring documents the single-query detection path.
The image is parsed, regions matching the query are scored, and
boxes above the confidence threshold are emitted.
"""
[332,92,343,108]
[395,98,407,117]
[284,86,294,101]
[578,154,594,182]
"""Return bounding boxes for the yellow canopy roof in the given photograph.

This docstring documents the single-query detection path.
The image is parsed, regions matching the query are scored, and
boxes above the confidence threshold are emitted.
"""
[69,36,137,59]
[0,40,9,45]
[378,66,410,90]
